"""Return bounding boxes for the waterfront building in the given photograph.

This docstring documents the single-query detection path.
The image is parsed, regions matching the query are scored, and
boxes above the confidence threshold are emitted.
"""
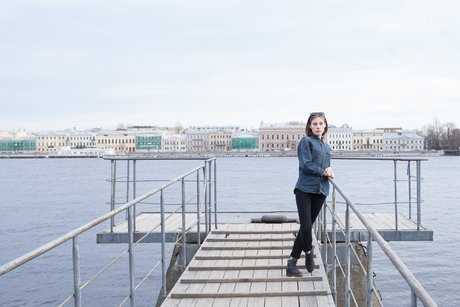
[259,121,305,151]
[232,132,259,151]
[384,130,424,151]
[0,137,36,152]
[65,129,96,149]
[328,124,353,151]
[186,128,209,152]
[36,132,67,153]
[162,134,186,152]
[96,131,136,153]
[136,134,162,152]
[352,130,384,151]
[209,129,235,152]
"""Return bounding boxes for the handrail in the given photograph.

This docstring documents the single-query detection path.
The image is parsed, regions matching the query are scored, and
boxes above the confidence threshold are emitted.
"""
[327,178,438,307]
[0,157,217,307]
[0,163,203,276]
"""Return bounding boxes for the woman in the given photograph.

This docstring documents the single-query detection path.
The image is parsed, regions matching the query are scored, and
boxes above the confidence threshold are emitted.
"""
[286,112,334,277]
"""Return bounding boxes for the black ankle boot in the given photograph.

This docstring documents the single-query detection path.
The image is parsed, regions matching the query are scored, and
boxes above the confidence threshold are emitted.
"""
[286,259,303,277]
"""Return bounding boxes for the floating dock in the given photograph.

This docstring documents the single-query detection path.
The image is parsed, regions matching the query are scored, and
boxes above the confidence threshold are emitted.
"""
[97,212,433,244]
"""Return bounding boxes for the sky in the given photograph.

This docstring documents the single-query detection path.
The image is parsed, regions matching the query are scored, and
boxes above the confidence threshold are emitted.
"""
[1,0,459,132]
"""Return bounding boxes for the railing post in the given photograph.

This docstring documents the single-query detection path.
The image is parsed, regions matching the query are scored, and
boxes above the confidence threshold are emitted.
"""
[181,177,186,272]
[160,190,167,299]
[394,160,399,231]
[332,187,337,303]
[408,161,412,220]
[110,160,117,232]
[322,202,327,272]
[197,170,201,247]
[126,160,130,204]
[214,159,217,229]
[416,160,421,230]
[72,236,81,307]
[367,234,373,307]
[203,166,208,234]
[345,201,350,307]
[133,160,137,232]
[208,160,212,231]
[411,290,418,307]
[127,206,135,306]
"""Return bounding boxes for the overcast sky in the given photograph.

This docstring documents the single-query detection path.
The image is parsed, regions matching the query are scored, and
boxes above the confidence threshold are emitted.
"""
[1,0,459,132]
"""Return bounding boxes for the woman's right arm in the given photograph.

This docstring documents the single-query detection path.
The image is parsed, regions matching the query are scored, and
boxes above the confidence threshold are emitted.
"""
[298,138,324,177]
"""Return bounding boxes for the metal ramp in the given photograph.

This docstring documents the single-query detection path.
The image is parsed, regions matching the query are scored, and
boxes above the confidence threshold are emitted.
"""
[161,223,335,307]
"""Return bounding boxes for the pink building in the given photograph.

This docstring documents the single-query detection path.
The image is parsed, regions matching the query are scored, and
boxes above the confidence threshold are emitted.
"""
[259,121,306,151]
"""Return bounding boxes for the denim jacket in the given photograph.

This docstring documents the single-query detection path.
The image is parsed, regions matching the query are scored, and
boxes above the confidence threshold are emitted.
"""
[295,135,331,196]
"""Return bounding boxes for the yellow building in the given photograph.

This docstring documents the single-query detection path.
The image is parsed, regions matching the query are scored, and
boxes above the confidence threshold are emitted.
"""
[96,131,136,153]
[352,130,384,151]
[209,129,234,151]
[36,132,67,153]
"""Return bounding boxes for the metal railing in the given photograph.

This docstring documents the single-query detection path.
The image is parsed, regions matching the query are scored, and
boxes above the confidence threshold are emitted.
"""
[0,157,217,307]
[332,157,426,230]
[317,177,437,307]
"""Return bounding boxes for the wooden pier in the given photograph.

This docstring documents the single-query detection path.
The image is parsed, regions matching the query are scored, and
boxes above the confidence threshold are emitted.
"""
[161,223,335,307]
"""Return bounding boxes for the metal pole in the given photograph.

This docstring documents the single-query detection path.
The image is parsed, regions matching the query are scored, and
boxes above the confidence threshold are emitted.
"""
[127,206,135,306]
[214,159,217,229]
[416,160,421,230]
[411,290,418,307]
[345,201,350,307]
[126,160,130,204]
[394,160,399,231]
[322,202,327,272]
[208,160,212,231]
[160,190,167,299]
[197,170,201,247]
[133,160,137,232]
[408,161,412,219]
[367,234,373,307]
[181,177,186,272]
[332,187,337,303]
[72,236,81,307]
[204,166,208,234]
[110,160,117,232]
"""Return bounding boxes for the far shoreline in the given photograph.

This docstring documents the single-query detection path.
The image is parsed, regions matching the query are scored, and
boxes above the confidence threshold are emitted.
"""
[0,150,445,159]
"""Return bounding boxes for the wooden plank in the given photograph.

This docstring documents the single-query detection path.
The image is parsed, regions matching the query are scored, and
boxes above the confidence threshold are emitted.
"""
[188,264,320,271]
[180,276,322,283]
[194,254,311,260]
[201,245,293,250]
[171,290,329,299]
[206,237,294,242]
[212,230,298,234]
[230,223,253,307]
[248,225,268,307]
[265,236,282,307]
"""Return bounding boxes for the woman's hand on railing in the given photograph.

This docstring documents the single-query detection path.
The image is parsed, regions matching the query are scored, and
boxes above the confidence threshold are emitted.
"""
[323,167,334,179]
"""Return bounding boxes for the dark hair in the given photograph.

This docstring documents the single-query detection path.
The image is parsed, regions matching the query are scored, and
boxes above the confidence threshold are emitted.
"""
[305,114,328,136]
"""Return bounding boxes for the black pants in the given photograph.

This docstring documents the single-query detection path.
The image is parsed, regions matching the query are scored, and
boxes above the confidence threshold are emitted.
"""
[290,189,326,259]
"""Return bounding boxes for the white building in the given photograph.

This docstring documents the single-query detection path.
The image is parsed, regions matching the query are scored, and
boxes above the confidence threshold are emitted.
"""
[162,134,186,152]
[65,129,96,149]
[384,131,424,151]
[328,124,353,150]
[185,126,239,152]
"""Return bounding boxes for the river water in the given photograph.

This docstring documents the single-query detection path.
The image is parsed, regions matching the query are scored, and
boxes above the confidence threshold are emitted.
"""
[0,156,459,306]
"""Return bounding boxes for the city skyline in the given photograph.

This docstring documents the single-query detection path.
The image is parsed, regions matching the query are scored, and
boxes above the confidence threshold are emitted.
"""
[1,1,459,131]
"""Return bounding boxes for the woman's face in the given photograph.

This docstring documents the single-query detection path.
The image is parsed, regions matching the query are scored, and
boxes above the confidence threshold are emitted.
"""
[309,116,326,137]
